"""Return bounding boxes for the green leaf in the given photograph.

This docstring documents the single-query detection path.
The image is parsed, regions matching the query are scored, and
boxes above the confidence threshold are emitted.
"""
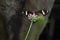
[36,16,48,24]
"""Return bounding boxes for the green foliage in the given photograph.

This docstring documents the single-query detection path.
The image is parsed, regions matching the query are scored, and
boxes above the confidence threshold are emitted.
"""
[31,15,48,24]
[36,16,48,24]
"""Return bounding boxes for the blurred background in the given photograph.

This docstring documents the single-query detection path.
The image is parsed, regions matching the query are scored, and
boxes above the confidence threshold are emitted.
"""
[0,0,60,40]
[39,0,60,40]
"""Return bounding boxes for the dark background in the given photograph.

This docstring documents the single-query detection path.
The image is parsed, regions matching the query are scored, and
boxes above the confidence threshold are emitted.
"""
[39,0,60,40]
[0,0,60,40]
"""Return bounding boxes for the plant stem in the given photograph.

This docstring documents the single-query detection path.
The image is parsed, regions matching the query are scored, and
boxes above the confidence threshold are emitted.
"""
[24,21,33,40]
